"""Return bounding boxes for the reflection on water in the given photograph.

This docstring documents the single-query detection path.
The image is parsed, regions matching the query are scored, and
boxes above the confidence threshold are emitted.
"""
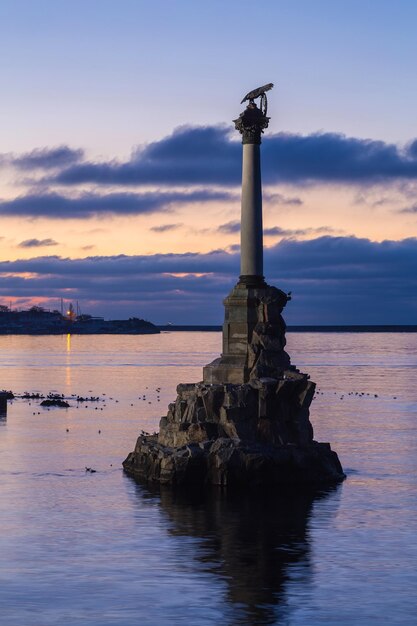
[0,333,417,624]
[66,333,72,387]
[134,484,340,625]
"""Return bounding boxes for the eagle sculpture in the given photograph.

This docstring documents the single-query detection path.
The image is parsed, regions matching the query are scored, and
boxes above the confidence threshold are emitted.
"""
[240,82,274,116]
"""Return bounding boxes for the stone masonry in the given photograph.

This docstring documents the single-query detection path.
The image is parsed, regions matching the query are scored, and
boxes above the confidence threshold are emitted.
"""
[203,283,291,385]
[123,86,345,488]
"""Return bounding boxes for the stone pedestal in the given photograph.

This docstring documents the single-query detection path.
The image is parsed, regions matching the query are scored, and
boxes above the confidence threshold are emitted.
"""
[203,281,291,385]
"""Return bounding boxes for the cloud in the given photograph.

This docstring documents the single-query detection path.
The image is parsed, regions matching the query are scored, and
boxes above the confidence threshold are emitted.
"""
[9,146,84,170]
[217,221,240,234]
[0,189,234,219]
[372,198,391,207]
[150,223,183,233]
[39,126,417,188]
[262,132,417,184]
[217,223,337,237]
[407,139,417,159]
[1,236,416,324]
[399,204,417,213]
[18,238,58,248]
[265,192,303,205]
[84,228,108,234]
[263,226,338,237]
[51,126,240,187]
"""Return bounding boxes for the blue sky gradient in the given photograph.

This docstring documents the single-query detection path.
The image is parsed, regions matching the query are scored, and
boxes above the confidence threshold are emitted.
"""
[2,0,417,151]
[0,0,416,323]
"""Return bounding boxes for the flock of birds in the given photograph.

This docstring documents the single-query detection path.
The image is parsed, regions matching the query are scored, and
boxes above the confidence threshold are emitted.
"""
[314,388,398,401]
[14,386,164,416]
[3,383,399,474]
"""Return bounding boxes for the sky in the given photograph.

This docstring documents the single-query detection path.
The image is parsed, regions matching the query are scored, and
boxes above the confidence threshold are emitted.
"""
[1,0,417,324]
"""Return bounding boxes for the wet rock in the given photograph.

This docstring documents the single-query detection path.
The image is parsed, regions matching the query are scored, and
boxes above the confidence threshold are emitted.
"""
[123,376,345,487]
[1,390,15,400]
[123,432,344,488]
[40,399,70,408]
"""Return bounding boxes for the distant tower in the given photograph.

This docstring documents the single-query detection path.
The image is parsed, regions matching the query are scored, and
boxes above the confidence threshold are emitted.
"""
[66,302,76,322]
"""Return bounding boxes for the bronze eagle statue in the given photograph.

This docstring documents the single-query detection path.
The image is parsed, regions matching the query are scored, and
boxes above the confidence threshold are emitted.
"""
[240,83,274,116]
[240,83,274,104]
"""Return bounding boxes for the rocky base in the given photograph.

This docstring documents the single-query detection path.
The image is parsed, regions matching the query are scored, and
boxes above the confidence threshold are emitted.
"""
[123,376,345,487]
[123,436,344,487]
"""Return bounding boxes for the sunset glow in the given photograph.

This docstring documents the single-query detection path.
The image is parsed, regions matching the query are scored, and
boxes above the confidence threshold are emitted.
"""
[1,0,416,323]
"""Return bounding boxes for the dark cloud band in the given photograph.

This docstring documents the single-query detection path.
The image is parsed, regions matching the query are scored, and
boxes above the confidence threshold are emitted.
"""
[0,190,234,219]
[1,236,416,324]
[2,146,84,170]
[44,126,417,187]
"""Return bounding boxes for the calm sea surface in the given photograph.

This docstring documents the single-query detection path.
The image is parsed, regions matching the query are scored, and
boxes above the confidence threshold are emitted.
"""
[0,332,417,625]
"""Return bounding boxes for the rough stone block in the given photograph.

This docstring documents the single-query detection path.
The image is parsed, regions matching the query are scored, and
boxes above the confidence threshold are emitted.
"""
[123,376,345,487]
[204,281,292,385]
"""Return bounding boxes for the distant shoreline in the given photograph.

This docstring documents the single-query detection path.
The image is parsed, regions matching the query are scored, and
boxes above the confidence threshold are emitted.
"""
[158,325,417,333]
[0,325,416,335]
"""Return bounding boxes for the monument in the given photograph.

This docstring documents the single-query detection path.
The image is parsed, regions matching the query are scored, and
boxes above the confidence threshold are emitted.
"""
[123,85,345,487]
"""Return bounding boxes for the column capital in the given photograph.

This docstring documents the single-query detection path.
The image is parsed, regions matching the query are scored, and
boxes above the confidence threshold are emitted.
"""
[234,103,270,145]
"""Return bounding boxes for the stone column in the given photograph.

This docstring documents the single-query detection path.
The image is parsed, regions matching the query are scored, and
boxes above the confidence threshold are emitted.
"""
[235,103,270,287]
[240,143,263,280]
[203,100,291,386]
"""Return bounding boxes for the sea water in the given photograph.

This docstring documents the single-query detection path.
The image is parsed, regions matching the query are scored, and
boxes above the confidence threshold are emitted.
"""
[0,332,416,625]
